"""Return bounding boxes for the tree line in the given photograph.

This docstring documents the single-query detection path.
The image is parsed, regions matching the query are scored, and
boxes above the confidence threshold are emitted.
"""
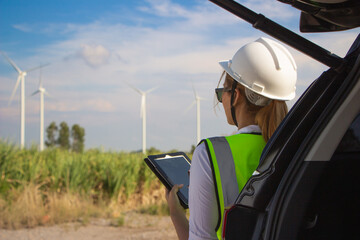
[45,121,85,153]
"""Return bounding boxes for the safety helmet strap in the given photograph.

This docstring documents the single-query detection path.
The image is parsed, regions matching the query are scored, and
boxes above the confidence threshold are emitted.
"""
[230,80,238,127]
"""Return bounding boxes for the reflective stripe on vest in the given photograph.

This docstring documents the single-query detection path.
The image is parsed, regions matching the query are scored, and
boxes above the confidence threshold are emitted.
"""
[202,133,266,240]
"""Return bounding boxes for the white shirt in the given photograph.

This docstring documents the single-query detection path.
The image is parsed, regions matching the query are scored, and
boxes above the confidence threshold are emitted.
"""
[188,125,262,240]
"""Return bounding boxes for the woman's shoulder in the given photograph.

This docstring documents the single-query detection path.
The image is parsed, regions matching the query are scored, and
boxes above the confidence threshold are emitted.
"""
[191,142,213,183]
[193,142,208,160]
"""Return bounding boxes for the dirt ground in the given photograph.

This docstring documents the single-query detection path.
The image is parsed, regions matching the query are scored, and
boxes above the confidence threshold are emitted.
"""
[0,212,177,240]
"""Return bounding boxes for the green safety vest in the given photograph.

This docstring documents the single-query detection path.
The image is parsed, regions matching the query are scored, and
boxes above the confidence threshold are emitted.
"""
[201,133,266,240]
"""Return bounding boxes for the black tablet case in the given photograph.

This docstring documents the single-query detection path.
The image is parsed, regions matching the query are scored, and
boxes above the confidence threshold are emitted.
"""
[144,152,191,209]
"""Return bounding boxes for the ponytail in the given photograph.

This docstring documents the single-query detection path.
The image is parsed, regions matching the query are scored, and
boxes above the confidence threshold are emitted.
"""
[255,100,288,142]
[223,74,288,142]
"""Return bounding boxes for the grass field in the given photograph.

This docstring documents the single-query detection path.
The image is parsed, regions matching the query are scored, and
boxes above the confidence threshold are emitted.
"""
[0,140,189,229]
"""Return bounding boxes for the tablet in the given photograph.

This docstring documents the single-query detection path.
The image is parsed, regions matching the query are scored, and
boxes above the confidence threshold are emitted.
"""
[144,152,191,209]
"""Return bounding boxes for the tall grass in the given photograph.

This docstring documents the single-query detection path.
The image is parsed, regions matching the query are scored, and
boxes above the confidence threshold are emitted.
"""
[0,140,177,229]
[0,140,159,199]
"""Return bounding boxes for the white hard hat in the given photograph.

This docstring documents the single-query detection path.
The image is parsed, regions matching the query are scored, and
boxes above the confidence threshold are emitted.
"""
[219,37,297,101]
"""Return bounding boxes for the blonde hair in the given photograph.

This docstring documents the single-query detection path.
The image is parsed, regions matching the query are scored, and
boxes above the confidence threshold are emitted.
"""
[255,100,288,142]
[223,73,288,142]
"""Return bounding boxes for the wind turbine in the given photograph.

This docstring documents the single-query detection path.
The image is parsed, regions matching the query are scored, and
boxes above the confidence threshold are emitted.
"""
[125,81,158,154]
[31,68,50,151]
[185,85,206,144]
[1,51,49,149]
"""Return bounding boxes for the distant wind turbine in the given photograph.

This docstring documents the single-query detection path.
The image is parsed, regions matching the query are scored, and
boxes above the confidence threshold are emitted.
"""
[185,85,206,144]
[0,51,49,149]
[125,81,158,154]
[31,69,50,151]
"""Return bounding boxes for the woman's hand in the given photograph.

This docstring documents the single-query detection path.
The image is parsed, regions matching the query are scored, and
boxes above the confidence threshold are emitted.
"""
[165,184,184,215]
[165,184,189,240]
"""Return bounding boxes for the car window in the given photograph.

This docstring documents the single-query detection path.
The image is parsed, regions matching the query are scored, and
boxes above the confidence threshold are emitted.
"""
[335,113,360,153]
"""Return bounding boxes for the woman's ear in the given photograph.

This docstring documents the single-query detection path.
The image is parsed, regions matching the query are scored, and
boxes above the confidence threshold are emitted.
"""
[232,88,242,107]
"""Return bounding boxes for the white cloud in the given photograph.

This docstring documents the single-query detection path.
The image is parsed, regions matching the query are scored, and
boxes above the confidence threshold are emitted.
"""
[141,0,188,17]
[242,0,298,20]
[12,24,32,32]
[78,44,110,68]
[307,31,358,57]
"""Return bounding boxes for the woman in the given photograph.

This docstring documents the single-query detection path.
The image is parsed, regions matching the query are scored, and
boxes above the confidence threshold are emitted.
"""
[166,37,297,240]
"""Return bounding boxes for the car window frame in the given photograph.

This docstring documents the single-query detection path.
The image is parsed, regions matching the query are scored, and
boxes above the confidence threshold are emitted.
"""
[263,44,360,240]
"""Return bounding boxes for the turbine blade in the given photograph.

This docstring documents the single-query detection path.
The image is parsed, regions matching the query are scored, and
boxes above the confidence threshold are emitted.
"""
[145,86,158,94]
[184,101,196,113]
[8,75,21,105]
[198,96,207,101]
[191,84,206,101]
[31,90,40,96]
[124,80,143,95]
[192,83,198,99]
[44,90,51,97]
[1,51,21,73]
[25,63,50,73]
[39,68,43,87]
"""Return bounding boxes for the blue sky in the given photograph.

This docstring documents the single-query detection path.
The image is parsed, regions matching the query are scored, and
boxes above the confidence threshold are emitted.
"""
[0,0,358,152]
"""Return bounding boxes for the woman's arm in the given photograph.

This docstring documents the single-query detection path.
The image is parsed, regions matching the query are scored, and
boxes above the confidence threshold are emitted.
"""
[165,143,218,240]
[166,184,189,240]
[188,143,218,240]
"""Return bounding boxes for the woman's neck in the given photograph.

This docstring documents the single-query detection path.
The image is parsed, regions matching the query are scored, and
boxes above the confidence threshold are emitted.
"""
[235,104,256,130]
[236,119,256,130]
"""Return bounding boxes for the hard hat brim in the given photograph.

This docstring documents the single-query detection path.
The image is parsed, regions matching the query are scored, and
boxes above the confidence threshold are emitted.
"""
[219,60,295,101]
[219,60,248,90]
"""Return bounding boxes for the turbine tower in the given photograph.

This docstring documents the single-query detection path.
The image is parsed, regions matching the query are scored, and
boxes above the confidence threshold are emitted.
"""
[185,85,205,144]
[1,51,49,149]
[31,69,50,151]
[125,81,157,154]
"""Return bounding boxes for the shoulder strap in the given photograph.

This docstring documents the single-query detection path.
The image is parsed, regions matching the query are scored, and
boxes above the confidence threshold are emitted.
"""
[201,134,266,239]
[200,138,223,234]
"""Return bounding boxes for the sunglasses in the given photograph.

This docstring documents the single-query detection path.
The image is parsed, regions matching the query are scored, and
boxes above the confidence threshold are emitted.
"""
[215,88,232,103]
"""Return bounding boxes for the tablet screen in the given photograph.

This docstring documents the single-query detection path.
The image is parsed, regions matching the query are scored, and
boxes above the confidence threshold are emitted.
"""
[155,156,190,203]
